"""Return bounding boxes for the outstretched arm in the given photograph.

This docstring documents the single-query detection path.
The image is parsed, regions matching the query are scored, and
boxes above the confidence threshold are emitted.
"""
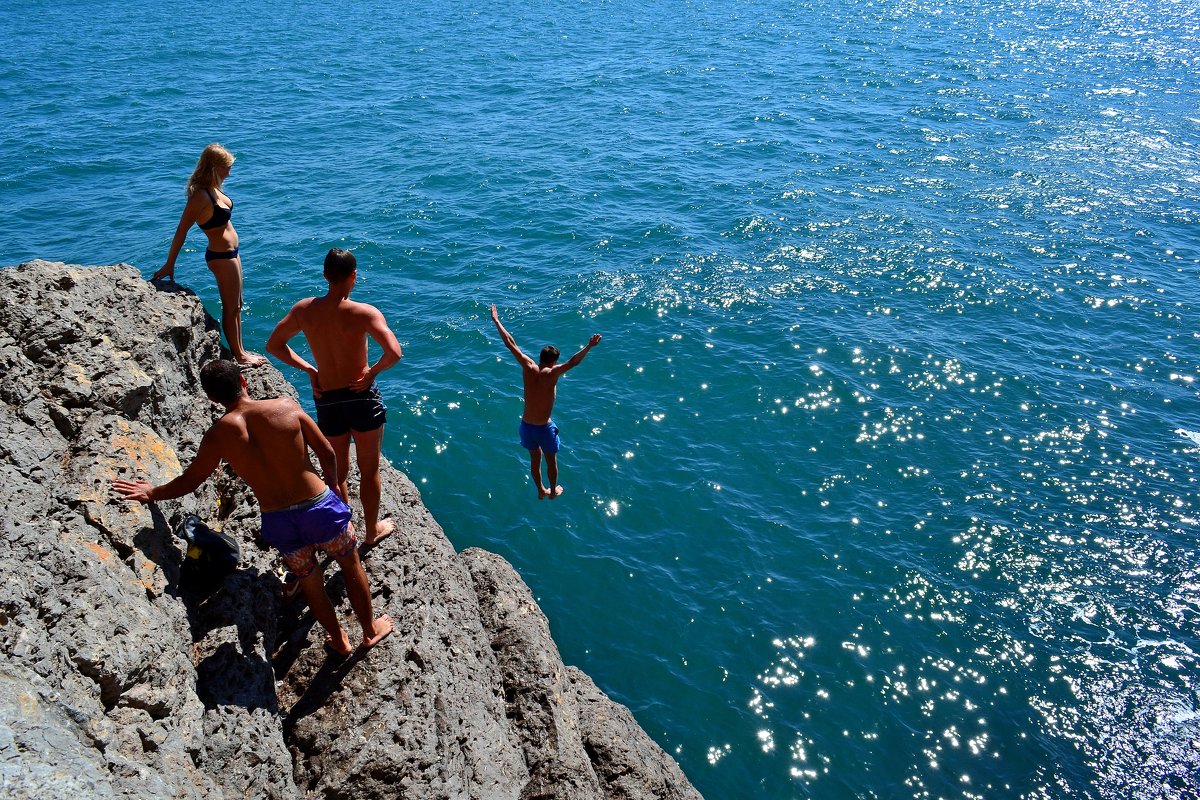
[551,333,602,377]
[112,430,223,503]
[491,304,536,369]
[266,303,321,396]
[350,308,403,392]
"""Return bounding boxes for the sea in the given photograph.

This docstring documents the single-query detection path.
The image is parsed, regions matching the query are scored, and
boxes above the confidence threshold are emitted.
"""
[3,0,1199,797]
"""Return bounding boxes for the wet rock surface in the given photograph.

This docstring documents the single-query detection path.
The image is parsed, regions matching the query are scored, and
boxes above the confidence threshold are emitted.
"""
[0,261,701,799]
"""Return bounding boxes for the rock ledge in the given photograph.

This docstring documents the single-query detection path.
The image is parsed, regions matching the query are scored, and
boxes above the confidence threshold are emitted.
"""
[0,261,701,800]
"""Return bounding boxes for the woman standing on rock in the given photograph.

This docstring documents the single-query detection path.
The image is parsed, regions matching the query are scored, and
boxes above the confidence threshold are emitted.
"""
[152,143,266,366]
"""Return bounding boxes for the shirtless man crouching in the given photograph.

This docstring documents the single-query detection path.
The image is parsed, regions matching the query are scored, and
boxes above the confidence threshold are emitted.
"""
[113,360,392,656]
[267,248,402,546]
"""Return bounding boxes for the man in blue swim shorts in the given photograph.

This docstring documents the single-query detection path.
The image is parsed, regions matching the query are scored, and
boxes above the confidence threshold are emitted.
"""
[491,304,602,499]
[268,248,403,546]
[261,487,358,582]
[114,360,393,656]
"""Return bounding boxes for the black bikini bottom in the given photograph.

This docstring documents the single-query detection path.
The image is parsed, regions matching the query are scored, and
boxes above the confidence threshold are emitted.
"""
[205,247,239,263]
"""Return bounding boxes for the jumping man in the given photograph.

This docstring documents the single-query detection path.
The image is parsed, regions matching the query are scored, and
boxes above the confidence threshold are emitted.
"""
[490,304,601,499]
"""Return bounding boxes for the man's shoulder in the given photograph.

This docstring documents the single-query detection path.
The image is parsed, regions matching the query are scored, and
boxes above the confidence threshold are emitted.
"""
[239,396,300,419]
[262,395,301,412]
[205,411,243,444]
[527,364,559,382]
[245,397,305,432]
[344,299,385,317]
[281,296,318,323]
[337,300,391,332]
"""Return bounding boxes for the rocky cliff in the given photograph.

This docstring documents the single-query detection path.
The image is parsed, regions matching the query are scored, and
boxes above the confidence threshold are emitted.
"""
[0,261,701,800]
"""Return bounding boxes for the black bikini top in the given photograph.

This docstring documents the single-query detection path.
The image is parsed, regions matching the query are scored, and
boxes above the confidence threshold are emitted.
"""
[197,187,232,231]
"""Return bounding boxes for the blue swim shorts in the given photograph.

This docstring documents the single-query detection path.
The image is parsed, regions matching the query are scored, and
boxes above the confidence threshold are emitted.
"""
[315,382,387,437]
[519,420,561,454]
[260,488,357,579]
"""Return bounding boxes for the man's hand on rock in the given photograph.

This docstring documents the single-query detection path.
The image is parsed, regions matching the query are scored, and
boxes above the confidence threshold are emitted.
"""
[113,479,154,504]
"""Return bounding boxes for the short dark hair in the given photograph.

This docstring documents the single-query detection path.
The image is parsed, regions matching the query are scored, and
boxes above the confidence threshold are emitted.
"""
[539,345,560,366]
[324,248,357,282]
[200,360,244,405]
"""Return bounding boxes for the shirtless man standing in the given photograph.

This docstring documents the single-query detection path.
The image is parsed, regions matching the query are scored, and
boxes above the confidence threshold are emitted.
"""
[113,360,392,656]
[267,249,402,546]
[490,304,602,499]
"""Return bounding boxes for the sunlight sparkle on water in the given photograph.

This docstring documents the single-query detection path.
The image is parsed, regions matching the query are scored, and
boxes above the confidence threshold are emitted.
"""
[706,744,732,765]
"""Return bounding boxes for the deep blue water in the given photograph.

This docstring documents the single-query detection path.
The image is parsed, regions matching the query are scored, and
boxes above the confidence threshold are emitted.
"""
[4,0,1200,796]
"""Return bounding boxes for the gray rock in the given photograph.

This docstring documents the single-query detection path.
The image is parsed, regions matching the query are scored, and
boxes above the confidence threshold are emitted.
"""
[568,669,702,800]
[463,547,604,799]
[0,662,119,800]
[0,260,702,799]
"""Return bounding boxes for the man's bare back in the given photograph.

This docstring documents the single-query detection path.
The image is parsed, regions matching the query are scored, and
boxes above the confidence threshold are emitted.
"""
[521,365,565,425]
[266,249,402,396]
[113,393,333,512]
[271,295,398,393]
[207,397,330,511]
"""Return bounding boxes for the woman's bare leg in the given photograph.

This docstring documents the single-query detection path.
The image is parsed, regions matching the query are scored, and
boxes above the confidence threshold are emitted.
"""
[209,258,266,366]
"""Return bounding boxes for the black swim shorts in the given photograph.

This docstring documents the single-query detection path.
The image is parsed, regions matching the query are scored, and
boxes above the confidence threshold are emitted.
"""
[314,382,387,437]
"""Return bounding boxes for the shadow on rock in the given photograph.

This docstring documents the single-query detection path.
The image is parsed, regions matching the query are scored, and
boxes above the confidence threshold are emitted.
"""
[185,566,283,714]
[270,593,319,679]
[149,276,199,298]
[131,503,185,597]
[280,646,370,739]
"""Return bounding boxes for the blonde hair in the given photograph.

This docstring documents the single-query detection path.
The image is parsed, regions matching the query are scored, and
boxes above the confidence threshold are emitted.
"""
[186,143,235,196]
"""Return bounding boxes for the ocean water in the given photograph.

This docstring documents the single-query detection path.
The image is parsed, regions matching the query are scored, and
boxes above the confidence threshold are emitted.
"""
[4,0,1200,796]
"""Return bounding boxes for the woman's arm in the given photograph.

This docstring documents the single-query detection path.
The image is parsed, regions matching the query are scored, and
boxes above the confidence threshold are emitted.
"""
[152,196,199,281]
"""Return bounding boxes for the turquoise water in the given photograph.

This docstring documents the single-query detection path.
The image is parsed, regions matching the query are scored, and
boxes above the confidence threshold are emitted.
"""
[4,0,1200,796]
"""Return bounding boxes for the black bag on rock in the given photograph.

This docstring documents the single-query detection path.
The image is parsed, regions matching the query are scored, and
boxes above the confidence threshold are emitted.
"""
[177,514,240,592]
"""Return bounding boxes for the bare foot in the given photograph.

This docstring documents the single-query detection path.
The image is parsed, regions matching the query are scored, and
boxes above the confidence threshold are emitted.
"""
[325,628,353,658]
[360,615,394,649]
[537,487,548,500]
[548,485,564,499]
[362,519,395,548]
[235,351,269,367]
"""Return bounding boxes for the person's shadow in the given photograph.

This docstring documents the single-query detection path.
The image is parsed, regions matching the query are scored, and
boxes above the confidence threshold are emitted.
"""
[280,646,369,738]
[272,559,382,733]
[188,566,282,712]
[137,503,284,713]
